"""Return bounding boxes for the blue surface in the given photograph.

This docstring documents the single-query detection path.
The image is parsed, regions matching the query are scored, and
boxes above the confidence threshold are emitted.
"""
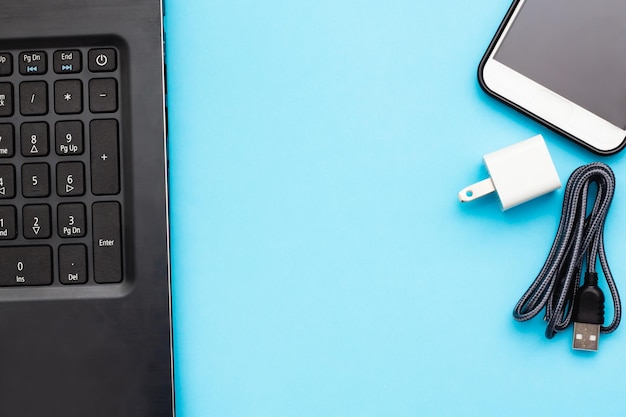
[165,1,626,416]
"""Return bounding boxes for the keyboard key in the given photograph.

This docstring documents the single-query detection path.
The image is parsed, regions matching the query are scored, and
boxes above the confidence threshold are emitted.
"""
[89,78,117,113]
[0,246,52,286]
[22,163,50,197]
[0,82,13,117]
[19,51,47,75]
[58,203,86,237]
[93,202,122,283]
[55,79,83,114]
[59,244,88,284]
[19,81,48,115]
[88,48,117,72]
[0,124,14,157]
[21,122,49,156]
[90,119,119,195]
[0,164,15,198]
[56,121,83,155]
[0,205,17,239]
[0,53,12,76]
[56,161,85,196]
[53,50,81,74]
[23,204,51,239]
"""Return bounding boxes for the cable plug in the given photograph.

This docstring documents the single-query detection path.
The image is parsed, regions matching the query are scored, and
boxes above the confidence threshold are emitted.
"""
[572,272,605,351]
[458,135,561,210]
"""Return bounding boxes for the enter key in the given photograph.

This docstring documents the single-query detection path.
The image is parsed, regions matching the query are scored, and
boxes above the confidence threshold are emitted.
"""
[93,201,122,283]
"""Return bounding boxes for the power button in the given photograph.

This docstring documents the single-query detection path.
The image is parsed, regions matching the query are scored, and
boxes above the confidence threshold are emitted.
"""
[88,48,117,72]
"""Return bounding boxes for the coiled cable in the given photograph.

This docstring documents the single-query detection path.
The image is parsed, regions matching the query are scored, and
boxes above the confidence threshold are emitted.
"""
[513,162,621,339]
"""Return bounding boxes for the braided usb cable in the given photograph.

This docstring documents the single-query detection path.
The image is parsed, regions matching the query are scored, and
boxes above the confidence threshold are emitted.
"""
[513,162,621,339]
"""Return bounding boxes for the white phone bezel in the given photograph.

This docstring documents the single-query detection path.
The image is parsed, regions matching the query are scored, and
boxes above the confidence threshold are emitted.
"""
[481,0,626,153]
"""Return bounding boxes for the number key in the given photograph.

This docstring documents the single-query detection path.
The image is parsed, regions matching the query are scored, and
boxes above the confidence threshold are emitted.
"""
[0,164,15,198]
[55,121,83,155]
[22,163,50,198]
[0,205,16,240]
[56,161,84,196]
[21,122,49,156]
[0,246,52,286]
[23,204,51,239]
[58,203,86,237]
[0,124,14,157]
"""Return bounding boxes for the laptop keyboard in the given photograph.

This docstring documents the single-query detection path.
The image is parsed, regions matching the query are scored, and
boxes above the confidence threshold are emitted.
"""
[0,46,124,289]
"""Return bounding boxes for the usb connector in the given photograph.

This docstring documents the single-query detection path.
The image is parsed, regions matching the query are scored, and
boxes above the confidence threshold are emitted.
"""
[573,323,600,351]
[572,272,605,352]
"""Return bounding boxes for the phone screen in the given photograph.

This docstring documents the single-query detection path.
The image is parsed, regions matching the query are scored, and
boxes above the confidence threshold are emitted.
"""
[494,0,626,128]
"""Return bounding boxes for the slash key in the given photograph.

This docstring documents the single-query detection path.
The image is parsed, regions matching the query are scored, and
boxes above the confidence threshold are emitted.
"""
[20,81,48,115]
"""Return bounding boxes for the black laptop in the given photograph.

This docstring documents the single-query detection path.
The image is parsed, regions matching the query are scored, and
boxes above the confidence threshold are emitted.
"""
[0,0,174,416]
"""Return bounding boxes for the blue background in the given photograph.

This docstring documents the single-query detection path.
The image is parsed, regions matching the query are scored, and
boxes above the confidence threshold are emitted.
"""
[165,1,626,416]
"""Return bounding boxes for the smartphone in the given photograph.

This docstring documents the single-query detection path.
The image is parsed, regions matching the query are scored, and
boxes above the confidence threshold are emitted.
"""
[479,0,626,154]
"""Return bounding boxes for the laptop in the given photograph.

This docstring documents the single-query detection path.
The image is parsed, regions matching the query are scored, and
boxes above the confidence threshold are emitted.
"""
[0,0,174,416]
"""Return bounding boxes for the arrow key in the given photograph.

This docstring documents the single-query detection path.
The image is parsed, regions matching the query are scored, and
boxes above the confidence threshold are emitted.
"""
[0,164,15,199]
[20,122,49,156]
[56,161,84,197]
[23,204,51,239]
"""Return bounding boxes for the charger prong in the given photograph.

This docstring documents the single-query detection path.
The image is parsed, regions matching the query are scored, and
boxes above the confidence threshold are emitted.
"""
[458,178,495,202]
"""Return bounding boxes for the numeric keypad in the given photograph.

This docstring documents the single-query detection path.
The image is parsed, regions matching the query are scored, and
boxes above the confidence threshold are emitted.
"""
[0,46,124,289]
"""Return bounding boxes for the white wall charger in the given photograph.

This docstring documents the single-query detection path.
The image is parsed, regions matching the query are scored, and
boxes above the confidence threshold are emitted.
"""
[458,135,561,210]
